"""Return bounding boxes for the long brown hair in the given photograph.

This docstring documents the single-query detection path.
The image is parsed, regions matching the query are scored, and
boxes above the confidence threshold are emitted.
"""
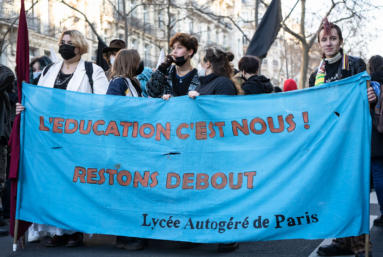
[202,47,243,95]
[109,49,142,94]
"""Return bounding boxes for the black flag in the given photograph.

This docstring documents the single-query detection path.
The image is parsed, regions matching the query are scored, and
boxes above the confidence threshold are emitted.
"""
[246,0,282,58]
[96,36,109,71]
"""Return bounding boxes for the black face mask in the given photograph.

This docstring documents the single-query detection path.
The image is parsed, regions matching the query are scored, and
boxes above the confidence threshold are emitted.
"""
[136,61,144,76]
[59,44,77,60]
[175,56,188,66]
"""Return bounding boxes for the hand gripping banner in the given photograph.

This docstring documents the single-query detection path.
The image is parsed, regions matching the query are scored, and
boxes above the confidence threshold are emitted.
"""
[17,72,371,243]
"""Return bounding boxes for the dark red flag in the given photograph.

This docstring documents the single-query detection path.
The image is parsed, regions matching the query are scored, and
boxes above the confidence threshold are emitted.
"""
[8,0,32,240]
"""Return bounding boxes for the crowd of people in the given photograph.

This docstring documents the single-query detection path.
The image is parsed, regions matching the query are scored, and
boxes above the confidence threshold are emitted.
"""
[0,17,382,257]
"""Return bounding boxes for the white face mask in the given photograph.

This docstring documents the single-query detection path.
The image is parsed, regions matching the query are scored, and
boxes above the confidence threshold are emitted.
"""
[197,63,206,77]
[110,57,115,66]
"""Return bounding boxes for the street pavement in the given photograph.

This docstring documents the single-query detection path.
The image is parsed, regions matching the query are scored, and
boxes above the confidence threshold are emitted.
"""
[0,192,382,257]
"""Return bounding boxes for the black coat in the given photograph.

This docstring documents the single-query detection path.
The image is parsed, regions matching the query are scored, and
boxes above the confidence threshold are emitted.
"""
[196,73,237,96]
[242,75,274,95]
[308,55,366,87]
[371,71,383,158]
[0,65,14,143]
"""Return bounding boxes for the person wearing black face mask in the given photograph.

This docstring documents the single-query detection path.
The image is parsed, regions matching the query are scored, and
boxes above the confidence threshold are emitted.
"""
[15,30,109,249]
[146,33,200,100]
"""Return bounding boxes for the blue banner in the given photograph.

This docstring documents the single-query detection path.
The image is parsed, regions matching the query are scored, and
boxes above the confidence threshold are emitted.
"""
[17,72,371,243]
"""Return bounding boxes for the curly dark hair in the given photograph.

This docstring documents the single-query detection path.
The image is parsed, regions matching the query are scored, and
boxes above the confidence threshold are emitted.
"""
[169,33,198,58]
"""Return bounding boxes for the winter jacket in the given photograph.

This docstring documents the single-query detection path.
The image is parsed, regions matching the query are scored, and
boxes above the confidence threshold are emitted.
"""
[196,73,237,96]
[137,67,153,98]
[242,75,274,95]
[38,59,108,94]
[0,65,14,143]
[146,65,199,98]
[106,77,141,97]
[308,55,366,87]
[371,71,383,158]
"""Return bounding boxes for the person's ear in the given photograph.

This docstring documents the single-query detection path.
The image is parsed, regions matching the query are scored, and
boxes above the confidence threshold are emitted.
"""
[188,49,194,57]
[206,61,211,69]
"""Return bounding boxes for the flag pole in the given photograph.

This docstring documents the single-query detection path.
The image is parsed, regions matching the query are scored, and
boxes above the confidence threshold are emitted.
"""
[365,63,371,255]
[13,219,19,251]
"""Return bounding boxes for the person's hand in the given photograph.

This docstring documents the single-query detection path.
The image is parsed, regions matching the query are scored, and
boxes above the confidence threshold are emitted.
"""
[161,94,172,101]
[16,102,25,115]
[368,87,377,104]
[160,55,176,70]
[188,91,200,99]
[152,68,156,73]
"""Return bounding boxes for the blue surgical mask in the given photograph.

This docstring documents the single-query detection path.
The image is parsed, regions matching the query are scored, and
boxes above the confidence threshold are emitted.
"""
[33,71,41,79]
[110,57,115,66]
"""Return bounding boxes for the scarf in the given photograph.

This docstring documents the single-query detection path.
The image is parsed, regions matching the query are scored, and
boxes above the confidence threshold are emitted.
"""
[123,78,139,97]
[314,51,349,86]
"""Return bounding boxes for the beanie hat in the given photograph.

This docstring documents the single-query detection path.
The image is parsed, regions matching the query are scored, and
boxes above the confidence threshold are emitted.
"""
[283,79,298,92]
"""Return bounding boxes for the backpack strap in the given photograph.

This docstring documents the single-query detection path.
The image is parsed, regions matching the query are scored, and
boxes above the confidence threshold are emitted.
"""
[42,63,54,76]
[84,61,94,93]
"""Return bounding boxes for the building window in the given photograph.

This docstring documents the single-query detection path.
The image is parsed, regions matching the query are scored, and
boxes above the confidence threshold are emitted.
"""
[242,35,249,45]
[143,6,149,24]
[29,48,38,62]
[131,1,137,17]
[119,34,124,40]
[132,39,137,49]
[144,44,150,66]
[44,50,50,57]
[238,39,241,56]
[223,35,226,46]
[262,59,268,65]
[207,27,211,44]
[216,31,219,45]
[158,11,162,29]
[117,0,123,11]
[189,20,193,34]
[273,60,278,66]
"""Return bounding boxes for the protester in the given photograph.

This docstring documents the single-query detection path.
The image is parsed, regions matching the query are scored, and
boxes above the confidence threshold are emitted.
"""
[188,47,241,252]
[283,79,298,92]
[105,49,147,250]
[137,67,153,97]
[16,29,108,247]
[308,21,367,88]
[146,33,200,99]
[29,56,52,85]
[238,55,274,95]
[369,55,383,228]
[313,18,376,257]
[102,39,126,79]
[189,47,242,97]
[0,64,14,237]
[107,49,143,97]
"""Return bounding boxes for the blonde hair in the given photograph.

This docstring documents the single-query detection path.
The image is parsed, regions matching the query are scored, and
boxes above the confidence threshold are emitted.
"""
[109,49,140,83]
[58,30,89,55]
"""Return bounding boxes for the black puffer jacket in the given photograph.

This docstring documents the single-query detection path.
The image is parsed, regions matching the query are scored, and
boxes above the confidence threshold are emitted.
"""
[242,75,274,95]
[371,71,383,158]
[308,55,366,87]
[0,65,14,143]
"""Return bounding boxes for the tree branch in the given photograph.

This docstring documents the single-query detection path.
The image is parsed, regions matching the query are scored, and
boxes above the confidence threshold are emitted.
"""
[1,0,40,54]
[283,24,305,42]
[58,0,101,40]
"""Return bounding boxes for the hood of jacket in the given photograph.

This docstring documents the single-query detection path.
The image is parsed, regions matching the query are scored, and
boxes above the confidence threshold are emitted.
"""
[371,71,383,85]
[242,75,274,94]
